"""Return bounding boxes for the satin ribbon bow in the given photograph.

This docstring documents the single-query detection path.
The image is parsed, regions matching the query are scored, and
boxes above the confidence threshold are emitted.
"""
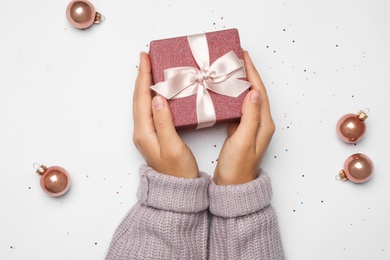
[151,33,251,129]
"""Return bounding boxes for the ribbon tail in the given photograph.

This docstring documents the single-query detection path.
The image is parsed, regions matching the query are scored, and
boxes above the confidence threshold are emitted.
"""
[196,85,216,129]
[206,79,251,98]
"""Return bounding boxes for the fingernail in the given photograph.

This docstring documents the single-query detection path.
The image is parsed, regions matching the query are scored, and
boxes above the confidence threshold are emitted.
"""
[153,96,165,110]
[250,90,261,104]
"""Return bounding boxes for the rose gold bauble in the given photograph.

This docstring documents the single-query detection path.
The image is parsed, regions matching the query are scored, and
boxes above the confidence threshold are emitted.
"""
[66,0,101,29]
[338,153,374,183]
[34,164,71,197]
[336,110,368,143]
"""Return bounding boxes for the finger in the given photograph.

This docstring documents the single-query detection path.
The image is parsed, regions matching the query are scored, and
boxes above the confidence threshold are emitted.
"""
[228,51,264,140]
[242,51,275,137]
[242,51,265,91]
[133,52,159,157]
[133,52,154,131]
[151,95,183,150]
[233,89,261,144]
[242,51,272,120]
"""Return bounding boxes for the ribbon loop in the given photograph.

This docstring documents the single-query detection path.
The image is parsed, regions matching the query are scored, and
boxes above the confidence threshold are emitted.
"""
[151,33,251,129]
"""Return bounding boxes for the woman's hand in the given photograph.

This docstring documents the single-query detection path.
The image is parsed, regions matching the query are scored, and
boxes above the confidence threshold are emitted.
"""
[214,51,275,185]
[132,52,199,178]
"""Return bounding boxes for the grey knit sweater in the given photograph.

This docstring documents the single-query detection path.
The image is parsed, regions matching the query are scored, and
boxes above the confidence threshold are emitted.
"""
[105,165,285,260]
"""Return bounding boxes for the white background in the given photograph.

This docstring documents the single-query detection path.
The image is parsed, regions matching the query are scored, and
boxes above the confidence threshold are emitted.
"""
[1,0,389,259]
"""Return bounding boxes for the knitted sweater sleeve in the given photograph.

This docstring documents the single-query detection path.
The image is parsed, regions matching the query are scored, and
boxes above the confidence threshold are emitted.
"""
[105,165,211,260]
[208,169,285,260]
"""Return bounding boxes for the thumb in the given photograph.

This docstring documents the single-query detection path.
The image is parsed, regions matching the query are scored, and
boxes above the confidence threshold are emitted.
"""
[151,96,182,147]
[234,90,261,142]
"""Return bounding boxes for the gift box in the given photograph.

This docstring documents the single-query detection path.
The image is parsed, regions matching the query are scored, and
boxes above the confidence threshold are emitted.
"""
[149,28,251,131]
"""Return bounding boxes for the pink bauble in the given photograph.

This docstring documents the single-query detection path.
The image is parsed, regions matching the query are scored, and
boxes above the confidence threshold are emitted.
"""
[35,164,71,197]
[336,110,368,143]
[339,153,374,183]
[66,0,101,29]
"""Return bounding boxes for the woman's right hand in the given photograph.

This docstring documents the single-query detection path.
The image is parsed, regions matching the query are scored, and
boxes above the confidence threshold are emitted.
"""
[132,52,199,179]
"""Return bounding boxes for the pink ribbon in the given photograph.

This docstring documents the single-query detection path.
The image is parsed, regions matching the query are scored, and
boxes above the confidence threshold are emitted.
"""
[151,33,251,129]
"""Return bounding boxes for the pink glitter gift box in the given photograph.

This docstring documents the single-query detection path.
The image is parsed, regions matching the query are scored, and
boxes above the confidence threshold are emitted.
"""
[149,28,250,131]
